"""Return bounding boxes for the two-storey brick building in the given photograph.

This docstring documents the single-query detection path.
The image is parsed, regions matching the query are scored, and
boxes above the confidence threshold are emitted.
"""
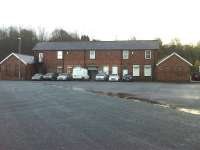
[32,40,160,80]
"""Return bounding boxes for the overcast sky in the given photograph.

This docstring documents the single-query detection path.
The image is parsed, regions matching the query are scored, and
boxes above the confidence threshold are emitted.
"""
[0,0,200,44]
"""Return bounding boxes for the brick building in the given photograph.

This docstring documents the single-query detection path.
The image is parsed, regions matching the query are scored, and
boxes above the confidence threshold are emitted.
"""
[33,40,160,80]
[0,53,35,80]
[155,52,193,82]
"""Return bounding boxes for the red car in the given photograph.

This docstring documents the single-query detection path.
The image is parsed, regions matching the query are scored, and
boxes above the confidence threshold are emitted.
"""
[191,72,200,81]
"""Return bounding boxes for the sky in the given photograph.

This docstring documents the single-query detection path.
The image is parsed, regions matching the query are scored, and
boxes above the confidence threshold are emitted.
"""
[0,0,200,44]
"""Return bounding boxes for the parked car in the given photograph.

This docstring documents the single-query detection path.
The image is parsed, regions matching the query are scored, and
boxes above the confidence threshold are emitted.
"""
[122,74,134,81]
[57,73,72,81]
[95,72,108,81]
[108,74,120,81]
[43,73,58,80]
[72,67,89,80]
[31,73,43,80]
[191,72,200,81]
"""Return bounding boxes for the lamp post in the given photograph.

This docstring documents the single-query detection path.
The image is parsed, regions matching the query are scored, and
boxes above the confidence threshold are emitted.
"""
[18,37,21,80]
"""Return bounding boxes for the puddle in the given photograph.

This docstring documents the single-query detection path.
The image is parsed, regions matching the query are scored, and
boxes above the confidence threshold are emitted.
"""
[72,87,86,92]
[90,90,200,116]
[178,108,200,115]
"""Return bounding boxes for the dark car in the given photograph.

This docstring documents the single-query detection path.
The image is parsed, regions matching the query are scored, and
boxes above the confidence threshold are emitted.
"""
[43,73,58,80]
[122,74,134,81]
[191,72,200,81]
[95,72,108,81]
[31,73,43,80]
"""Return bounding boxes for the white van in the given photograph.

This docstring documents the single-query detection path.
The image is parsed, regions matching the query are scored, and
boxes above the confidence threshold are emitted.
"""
[72,67,89,80]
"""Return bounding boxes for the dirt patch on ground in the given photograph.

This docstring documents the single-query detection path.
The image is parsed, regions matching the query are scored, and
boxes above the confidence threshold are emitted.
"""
[90,90,200,115]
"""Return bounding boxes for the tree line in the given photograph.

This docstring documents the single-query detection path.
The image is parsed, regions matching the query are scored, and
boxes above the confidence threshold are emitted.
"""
[0,26,200,70]
[0,27,91,61]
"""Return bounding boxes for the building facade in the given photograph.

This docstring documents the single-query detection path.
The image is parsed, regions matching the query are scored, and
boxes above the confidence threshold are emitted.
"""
[33,40,160,80]
[0,53,35,80]
[155,52,193,82]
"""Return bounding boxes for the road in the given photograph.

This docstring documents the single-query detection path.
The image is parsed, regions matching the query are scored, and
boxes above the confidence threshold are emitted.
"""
[0,81,199,150]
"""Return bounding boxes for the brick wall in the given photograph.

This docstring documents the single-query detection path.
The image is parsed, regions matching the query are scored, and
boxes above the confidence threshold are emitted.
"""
[34,49,158,80]
[155,55,191,82]
[0,55,35,80]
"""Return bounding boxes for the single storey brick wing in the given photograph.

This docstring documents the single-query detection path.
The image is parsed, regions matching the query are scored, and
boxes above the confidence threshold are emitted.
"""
[0,53,35,80]
[155,52,193,82]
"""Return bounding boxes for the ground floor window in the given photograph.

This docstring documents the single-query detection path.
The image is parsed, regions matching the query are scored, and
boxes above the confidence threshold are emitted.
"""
[144,65,152,76]
[122,69,128,76]
[103,66,109,75]
[112,66,118,74]
[66,66,73,74]
[133,65,140,76]
[57,66,63,73]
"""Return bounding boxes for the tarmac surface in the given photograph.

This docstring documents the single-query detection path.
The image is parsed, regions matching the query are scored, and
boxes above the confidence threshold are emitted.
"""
[0,81,199,150]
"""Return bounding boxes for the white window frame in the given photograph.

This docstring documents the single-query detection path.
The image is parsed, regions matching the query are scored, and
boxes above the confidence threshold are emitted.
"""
[133,65,140,76]
[38,52,44,63]
[103,66,109,75]
[145,50,151,59]
[112,66,118,74]
[57,51,63,59]
[122,69,128,76]
[144,65,152,76]
[57,66,63,73]
[90,50,95,59]
[123,50,129,59]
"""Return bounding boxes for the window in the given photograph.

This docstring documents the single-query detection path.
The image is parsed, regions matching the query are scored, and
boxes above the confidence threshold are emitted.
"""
[57,66,63,73]
[123,69,128,76]
[144,65,152,76]
[66,66,73,74]
[57,51,63,59]
[145,50,151,59]
[38,53,44,63]
[123,50,129,59]
[133,65,140,76]
[103,66,109,75]
[90,50,95,59]
[112,66,118,74]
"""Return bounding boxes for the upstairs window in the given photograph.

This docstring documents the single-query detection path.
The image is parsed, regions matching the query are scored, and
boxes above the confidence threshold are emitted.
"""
[38,53,44,63]
[123,50,129,59]
[90,50,95,59]
[145,50,151,59]
[57,51,63,59]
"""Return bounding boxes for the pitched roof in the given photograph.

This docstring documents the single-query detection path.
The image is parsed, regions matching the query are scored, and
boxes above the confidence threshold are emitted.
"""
[33,40,160,51]
[0,53,34,65]
[156,52,193,66]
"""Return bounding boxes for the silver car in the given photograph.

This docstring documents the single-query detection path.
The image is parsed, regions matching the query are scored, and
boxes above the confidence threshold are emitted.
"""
[31,73,43,80]
[95,73,108,81]
[109,74,120,81]
[57,73,72,81]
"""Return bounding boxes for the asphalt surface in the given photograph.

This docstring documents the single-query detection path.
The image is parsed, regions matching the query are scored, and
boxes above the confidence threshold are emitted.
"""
[0,81,199,150]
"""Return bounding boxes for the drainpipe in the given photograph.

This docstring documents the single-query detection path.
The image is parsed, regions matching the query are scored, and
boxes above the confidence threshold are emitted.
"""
[84,50,86,68]
[18,37,21,80]
[63,51,64,73]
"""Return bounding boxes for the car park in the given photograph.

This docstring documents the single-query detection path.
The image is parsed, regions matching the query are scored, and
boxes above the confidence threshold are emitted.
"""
[108,74,120,81]
[31,73,43,80]
[57,73,72,81]
[95,72,108,81]
[191,72,200,81]
[43,73,58,81]
[122,74,134,81]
